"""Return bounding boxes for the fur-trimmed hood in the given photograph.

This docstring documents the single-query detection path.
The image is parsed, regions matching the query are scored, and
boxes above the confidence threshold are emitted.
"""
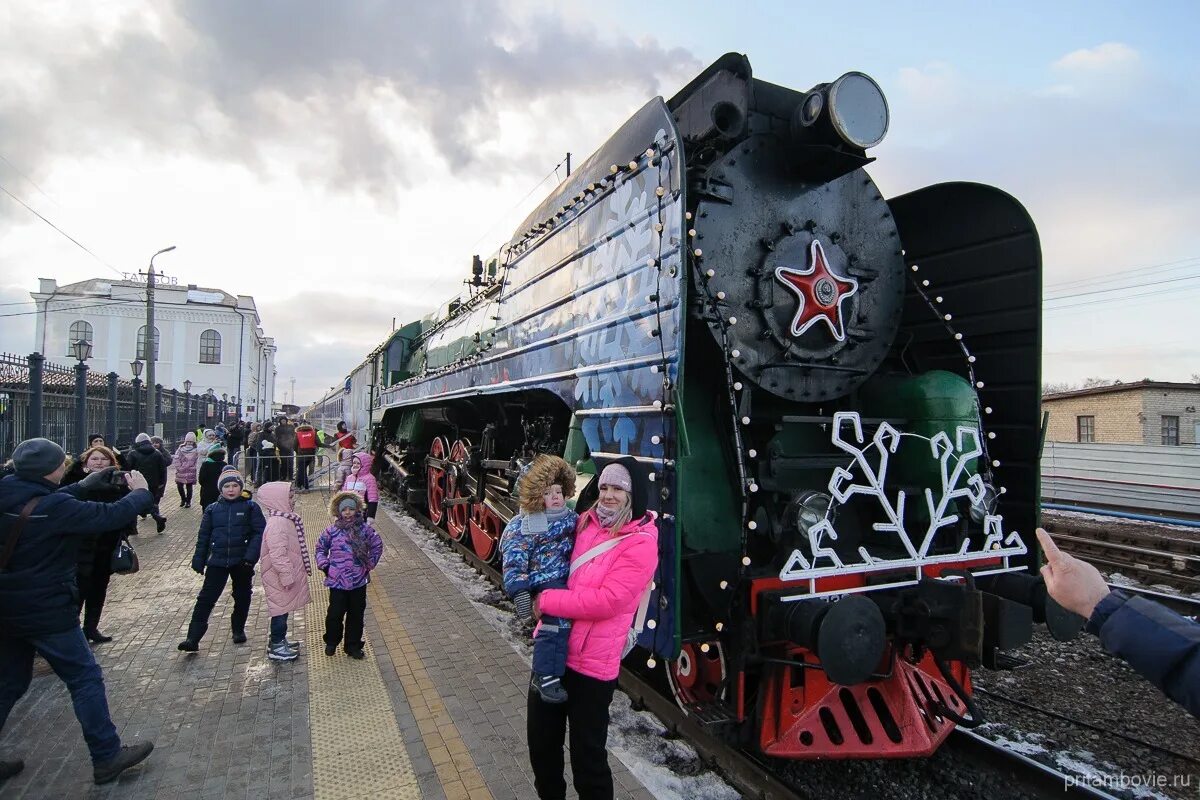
[329,489,365,517]
[518,454,576,514]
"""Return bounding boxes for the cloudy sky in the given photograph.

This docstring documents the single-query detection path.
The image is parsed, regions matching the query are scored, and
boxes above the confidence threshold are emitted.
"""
[1,1,1197,403]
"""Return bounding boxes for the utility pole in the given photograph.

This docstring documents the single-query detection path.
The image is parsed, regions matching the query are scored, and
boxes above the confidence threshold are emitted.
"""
[566,152,571,177]
[142,245,176,432]
[290,377,296,406]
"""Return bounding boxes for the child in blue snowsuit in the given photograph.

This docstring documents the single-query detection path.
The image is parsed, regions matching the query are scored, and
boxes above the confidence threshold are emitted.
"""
[500,455,577,704]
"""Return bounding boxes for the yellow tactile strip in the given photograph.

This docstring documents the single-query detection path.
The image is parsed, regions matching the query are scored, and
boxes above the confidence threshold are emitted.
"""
[300,495,421,800]
[369,579,495,800]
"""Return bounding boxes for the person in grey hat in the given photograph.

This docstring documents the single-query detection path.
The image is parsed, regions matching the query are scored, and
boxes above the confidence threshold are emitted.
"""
[123,433,169,533]
[0,438,157,786]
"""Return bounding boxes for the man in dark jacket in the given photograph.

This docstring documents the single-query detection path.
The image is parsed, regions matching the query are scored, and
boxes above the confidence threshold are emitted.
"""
[0,438,156,785]
[178,471,265,652]
[123,433,168,532]
[1038,529,1199,718]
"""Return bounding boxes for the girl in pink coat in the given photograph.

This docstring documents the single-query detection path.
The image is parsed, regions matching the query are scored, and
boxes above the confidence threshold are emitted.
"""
[530,458,658,800]
[173,432,200,508]
[255,481,312,662]
[340,451,379,520]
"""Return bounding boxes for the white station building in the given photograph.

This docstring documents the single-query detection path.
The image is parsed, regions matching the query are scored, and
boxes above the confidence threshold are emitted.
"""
[31,276,278,422]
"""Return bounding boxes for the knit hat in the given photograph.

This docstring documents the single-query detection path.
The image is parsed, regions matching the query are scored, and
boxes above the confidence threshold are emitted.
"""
[338,497,358,514]
[12,438,66,479]
[135,432,151,444]
[87,433,104,445]
[598,463,632,492]
[218,467,244,491]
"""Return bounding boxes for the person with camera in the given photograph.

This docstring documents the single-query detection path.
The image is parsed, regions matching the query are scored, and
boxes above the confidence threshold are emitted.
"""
[0,438,156,786]
[61,445,137,644]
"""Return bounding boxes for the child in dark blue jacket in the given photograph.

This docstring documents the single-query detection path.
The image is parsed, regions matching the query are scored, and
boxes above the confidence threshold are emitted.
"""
[179,469,265,652]
[500,455,577,703]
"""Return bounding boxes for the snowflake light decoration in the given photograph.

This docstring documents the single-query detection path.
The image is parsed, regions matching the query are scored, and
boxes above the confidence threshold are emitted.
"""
[778,411,1028,600]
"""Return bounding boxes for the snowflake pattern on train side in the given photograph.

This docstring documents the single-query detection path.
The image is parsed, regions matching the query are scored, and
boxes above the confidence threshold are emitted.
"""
[779,411,1028,598]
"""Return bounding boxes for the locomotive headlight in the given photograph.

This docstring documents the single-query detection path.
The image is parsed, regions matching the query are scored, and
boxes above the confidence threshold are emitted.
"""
[969,481,999,524]
[790,490,831,535]
[827,72,889,149]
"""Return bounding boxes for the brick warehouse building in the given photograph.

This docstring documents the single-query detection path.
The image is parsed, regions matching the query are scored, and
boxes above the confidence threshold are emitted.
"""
[1042,381,1200,445]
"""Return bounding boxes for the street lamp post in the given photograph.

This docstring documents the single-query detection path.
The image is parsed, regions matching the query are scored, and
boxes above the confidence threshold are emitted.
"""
[130,359,144,443]
[206,388,214,427]
[143,245,176,432]
[183,379,192,435]
[72,339,92,455]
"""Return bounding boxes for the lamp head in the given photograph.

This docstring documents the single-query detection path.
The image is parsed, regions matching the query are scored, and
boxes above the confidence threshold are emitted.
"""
[130,359,143,378]
[72,339,93,362]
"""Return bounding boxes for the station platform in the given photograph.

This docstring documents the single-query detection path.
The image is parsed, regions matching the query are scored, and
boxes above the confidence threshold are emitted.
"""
[0,476,659,799]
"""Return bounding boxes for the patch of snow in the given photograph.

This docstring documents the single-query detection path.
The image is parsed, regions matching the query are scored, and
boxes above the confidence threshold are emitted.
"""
[187,289,227,304]
[382,502,742,800]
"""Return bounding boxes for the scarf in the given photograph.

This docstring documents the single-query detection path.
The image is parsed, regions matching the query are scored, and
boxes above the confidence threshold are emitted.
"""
[270,509,312,575]
[336,514,372,566]
[594,497,632,534]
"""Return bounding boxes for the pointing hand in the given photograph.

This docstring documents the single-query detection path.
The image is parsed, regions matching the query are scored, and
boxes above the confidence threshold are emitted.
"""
[1036,528,1110,619]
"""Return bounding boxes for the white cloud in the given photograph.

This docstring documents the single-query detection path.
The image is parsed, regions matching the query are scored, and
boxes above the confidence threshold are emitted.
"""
[1052,42,1139,72]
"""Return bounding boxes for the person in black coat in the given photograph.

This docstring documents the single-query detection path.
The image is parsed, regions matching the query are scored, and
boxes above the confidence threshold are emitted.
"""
[197,448,227,510]
[0,438,156,784]
[1038,529,1200,718]
[123,434,168,533]
[178,471,265,651]
[61,446,136,644]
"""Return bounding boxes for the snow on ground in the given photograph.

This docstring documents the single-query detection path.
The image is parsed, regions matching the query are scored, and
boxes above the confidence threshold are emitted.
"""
[382,502,742,800]
[977,724,1178,800]
[1043,507,1200,535]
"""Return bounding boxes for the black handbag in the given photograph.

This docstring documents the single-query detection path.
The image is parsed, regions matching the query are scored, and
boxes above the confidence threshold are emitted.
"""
[110,537,140,575]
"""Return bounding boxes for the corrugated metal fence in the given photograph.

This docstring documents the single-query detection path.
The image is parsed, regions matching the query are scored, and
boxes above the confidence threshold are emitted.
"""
[1041,441,1200,517]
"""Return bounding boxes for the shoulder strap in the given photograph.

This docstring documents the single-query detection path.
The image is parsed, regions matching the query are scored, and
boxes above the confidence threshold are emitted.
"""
[632,582,653,634]
[0,497,42,572]
[569,534,630,575]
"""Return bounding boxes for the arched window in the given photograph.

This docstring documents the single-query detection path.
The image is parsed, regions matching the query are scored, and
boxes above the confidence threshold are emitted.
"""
[136,325,160,360]
[66,320,93,355]
[199,329,222,364]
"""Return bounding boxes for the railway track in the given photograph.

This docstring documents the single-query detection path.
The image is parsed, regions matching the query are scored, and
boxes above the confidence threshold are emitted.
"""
[1041,512,1200,593]
[396,494,1125,799]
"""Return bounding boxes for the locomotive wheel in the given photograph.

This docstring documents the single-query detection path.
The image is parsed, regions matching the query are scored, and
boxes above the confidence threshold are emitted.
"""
[426,436,450,528]
[666,641,728,712]
[445,438,472,542]
[469,503,504,563]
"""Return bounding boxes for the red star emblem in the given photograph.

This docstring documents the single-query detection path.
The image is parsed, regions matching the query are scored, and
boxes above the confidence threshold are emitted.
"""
[774,240,858,342]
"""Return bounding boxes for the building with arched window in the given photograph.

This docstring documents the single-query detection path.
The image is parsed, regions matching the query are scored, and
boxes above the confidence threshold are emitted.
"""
[31,277,277,422]
[66,320,93,355]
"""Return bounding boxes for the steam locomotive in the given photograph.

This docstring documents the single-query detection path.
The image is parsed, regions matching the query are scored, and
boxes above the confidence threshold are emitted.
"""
[309,53,1079,760]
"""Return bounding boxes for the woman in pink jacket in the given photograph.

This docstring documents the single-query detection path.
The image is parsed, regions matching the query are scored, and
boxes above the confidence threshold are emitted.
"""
[173,432,200,508]
[256,481,312,662]
[531,457,658,800]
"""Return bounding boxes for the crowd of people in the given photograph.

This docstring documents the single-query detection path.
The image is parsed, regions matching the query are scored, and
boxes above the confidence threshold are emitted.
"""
[0,420,1196,799]
[0,420,382,787]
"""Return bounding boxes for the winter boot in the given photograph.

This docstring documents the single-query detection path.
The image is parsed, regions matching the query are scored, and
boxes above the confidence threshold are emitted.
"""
[532,673,568,704]
[93,741,154,784]
[267,642,298,661]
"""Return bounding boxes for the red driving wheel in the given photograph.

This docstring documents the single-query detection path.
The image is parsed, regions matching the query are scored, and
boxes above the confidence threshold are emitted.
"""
[426,436,449,527]
[445,438,472,541]
[666,641,727,712]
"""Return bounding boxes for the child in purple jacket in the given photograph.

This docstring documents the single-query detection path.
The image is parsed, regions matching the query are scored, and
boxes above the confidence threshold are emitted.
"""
[315,491,383,659]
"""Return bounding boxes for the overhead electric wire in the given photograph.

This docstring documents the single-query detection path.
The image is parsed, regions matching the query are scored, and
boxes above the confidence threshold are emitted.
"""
[1044,284,1200,313]
[1044,255,1200,291]
[468,155,570,251]
[1044,271,1200,303]
[0,298,145,319]
[0,180,123,277]
[0,152,60,209]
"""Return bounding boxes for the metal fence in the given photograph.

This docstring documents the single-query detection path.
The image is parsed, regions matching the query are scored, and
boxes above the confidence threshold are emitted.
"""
[1042,440,1200,517]
[0,352,237,463]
